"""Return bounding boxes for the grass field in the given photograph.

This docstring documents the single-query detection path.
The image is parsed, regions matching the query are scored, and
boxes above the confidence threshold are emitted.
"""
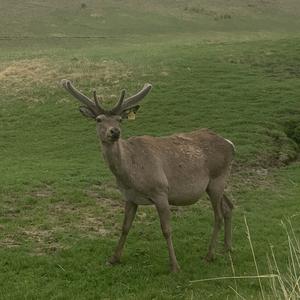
[1,1,300,299]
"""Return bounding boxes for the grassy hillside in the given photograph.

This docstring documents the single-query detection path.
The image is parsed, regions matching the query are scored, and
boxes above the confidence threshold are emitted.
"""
[1,0,300,39]
[0,0,300,299]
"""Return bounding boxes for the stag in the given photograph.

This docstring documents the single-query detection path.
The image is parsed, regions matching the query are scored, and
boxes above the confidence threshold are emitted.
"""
[62,79,235,272]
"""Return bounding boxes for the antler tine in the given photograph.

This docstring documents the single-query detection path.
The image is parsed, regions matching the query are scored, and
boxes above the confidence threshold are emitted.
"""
[121,83,152,111]
[62,80,152,116]
[110,89,126,114]
[93,89,97,102]
[93,89,106,113]
[61,79,104,115]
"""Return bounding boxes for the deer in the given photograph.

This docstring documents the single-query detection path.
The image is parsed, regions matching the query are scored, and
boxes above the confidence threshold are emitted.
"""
[61,79,235,273]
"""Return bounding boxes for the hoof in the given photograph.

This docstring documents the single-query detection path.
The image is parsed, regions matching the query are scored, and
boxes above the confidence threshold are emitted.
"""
[171,265,181,273]
[223,246,233,254]
[204,253,215,263]
[106,256,120,266]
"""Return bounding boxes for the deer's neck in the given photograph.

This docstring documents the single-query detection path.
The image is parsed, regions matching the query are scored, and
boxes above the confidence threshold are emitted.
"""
[101,139,128,179]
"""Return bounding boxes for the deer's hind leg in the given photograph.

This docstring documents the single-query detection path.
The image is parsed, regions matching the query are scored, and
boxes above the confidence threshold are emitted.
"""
[222,194,233,252]
[205,177,226,262]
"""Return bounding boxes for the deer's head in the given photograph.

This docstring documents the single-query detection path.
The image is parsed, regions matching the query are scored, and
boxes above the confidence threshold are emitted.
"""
[61,80,152,144]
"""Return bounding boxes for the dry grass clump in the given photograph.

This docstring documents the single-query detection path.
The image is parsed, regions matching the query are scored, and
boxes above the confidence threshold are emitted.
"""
[49,200,121,239]
[267,219,300,300]
[0,195,122,256]
[21,227,65,255]
[59,58,133,103]
[0,58,133,103]
[190,216,300,300]
[0,59,59,92]
[0,236,21,248]
[0,59,59,103]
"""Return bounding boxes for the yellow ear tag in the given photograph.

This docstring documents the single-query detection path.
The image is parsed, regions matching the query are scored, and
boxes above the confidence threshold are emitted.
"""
[128,111,136,120]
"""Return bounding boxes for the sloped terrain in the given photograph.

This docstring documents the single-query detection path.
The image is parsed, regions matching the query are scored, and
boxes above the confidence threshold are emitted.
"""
[0,0,300,38]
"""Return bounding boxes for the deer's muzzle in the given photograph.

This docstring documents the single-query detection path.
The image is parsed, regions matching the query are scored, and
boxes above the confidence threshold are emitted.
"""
[109,127,120,141]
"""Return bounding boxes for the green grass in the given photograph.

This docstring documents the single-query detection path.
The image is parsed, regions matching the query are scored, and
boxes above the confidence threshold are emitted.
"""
[1,0,300,299]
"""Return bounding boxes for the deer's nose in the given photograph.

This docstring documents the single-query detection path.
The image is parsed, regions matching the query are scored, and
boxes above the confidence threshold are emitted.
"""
[109,127,120,139]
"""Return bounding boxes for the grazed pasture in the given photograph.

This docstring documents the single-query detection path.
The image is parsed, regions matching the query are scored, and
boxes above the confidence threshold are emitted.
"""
[0,1,300,299]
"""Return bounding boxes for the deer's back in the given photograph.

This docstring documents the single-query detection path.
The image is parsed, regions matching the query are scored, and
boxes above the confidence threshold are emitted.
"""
[125,129,234,204]
[128,128,234,175]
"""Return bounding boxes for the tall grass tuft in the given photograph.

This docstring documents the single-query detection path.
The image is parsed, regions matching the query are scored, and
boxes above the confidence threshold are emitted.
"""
[191,217,300,300]
[267,219,300,300]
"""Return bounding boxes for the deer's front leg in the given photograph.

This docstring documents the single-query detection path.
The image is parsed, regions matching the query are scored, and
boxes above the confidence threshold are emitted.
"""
[108,201,137,265]
[155,196,180,273]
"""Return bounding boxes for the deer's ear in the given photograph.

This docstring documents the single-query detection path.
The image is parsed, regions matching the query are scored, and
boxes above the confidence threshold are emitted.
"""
[79,106,97,119]
[121,105,140,119]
